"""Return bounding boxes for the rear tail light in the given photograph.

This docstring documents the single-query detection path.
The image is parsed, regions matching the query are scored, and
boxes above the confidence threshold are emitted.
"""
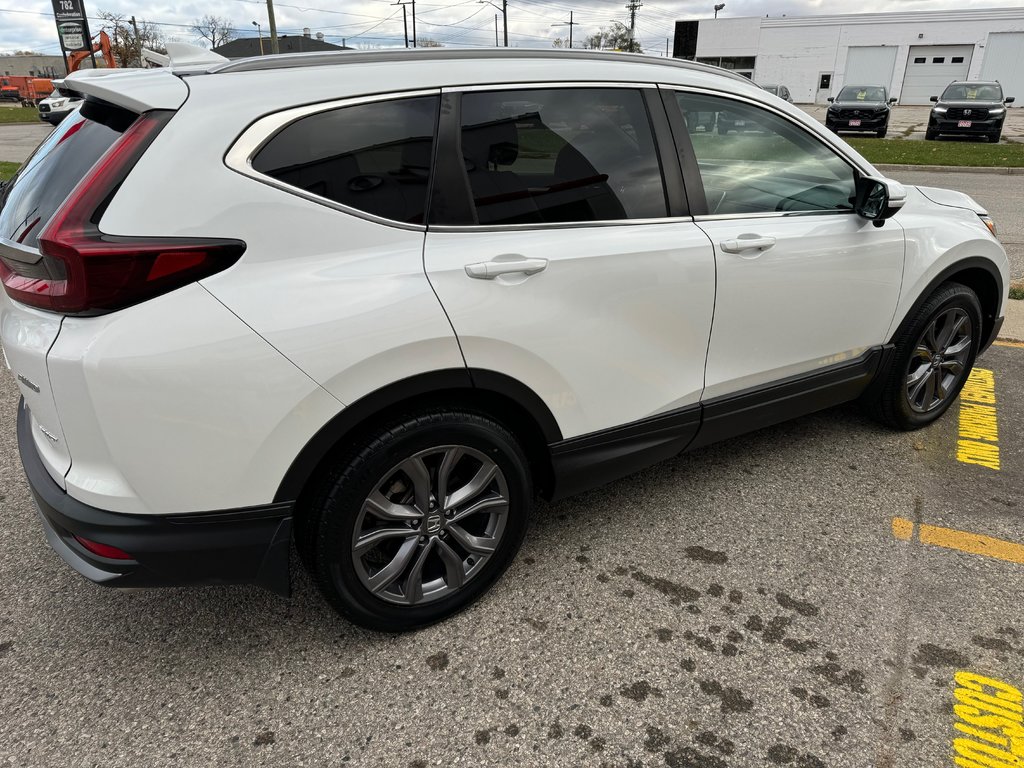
[0,110,244,314]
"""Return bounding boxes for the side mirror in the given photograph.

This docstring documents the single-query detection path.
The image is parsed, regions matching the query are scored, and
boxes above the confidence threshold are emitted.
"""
[888,97,898,104]
[855,177,906,222]
[827,97,834,103]
[1005,97,1015,104]
[930,96,939,103]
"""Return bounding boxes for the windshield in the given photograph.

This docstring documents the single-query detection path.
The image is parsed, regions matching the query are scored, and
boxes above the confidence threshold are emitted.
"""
[837,86,886,102]
[941,83,1003,101]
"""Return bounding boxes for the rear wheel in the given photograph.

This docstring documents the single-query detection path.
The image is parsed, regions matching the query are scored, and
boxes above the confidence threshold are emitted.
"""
[868,282,982,430]
[301,410,531,631]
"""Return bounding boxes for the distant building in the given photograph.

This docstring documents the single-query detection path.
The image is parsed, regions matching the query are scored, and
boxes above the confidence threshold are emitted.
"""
[213,32,351,60]
[672,7,1024,104]
[0,54,65,78]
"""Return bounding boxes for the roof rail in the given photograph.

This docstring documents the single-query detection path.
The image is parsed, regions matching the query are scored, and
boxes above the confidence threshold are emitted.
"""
[207,47,753,84]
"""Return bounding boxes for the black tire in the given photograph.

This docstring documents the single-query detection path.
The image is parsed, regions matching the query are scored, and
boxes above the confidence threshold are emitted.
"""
[717,123,729,135]
[988,132,1001,144]
[867,282,983,431]
[877,128,888,138]
[300,410,532,632]
[925,127,938,140]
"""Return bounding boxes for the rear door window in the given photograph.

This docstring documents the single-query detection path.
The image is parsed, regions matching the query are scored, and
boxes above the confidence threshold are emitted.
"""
[454,88,668,225]
[251,96,439,225]
[0,103,131,249]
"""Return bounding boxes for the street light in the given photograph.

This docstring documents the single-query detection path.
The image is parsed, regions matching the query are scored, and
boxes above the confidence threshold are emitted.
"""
[714,3,725,18]
[252,21,264,55]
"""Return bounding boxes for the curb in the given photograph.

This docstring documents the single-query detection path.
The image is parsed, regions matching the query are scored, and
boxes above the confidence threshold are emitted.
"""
[875,163,1024,175]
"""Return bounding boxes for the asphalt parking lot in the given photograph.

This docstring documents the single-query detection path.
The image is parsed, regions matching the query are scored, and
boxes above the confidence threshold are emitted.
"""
[2,336,1023,767]
[2,109,1024,768]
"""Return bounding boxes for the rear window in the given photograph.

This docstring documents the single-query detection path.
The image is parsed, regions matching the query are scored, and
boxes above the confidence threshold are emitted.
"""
[0,102,133,249]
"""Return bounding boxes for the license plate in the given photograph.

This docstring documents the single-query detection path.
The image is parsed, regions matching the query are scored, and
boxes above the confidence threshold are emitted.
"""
[733,120,745,127]
[958,120,972,128]
[849,119,861,127]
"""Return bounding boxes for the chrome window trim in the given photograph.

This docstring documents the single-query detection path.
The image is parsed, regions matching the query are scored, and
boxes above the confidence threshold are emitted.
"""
[429,216,697,234]
[224,88,442,233]
[692,210,860,223]
[659,82,877,183]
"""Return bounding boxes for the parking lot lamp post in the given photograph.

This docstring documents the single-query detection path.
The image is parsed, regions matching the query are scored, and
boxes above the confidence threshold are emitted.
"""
[252,21,264,55]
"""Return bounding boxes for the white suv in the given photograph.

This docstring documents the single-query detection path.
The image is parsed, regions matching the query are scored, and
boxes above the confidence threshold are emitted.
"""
[0,50,1009,631]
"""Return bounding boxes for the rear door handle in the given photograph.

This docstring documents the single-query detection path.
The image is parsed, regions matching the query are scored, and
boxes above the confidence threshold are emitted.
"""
[465,257,549,280]
[719,235,777,254]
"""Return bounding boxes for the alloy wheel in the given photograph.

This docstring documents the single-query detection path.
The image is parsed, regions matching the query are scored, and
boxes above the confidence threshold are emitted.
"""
[905,307,973,414]
[351,445,509,606]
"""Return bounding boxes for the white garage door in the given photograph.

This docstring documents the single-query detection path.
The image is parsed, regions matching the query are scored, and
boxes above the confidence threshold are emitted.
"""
[844,46,898,92]
[981,33,1024,104]
[901,45,974,105]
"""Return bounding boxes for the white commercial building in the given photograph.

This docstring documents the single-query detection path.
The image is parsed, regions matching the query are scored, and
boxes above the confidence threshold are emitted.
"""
[672,7,1024,104]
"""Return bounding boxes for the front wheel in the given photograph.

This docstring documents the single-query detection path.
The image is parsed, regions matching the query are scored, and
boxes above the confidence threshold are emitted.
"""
[301,410,532,631]
[925,127,938,140]
[867,282,982,430]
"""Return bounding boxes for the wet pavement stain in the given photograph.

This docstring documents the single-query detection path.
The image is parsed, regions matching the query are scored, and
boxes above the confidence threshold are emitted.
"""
[494,688,510,699]
[0,641,11,658]
[547,721,564,739]
[599,694,614,706]
[776,593,820,617]
[683,631,716,652]
[425,652,449,671]
[253,730,275,747]
[589,736,607,752]
[491,666,506,680]
[698,679,754,713]
[744,615,765,632]
[809,662,869,694]
[597,572,610,583]
[762,616,793,644]
[721,643,739,657]
[911,643,969,668]
[630,569,702,604]
[664,745,727,768]
[782,638,819,654]
[620,680,664,703]
[656,628,674,643]
[766,744,826,767]
[685,546,728,565]
[971,634,1019,653]
[831,725,848,741]
[523,617,549,632]
[644,725,671,752]
[693,731,736,755]
[681,658,696,672]
[504,724,520,737]
[339,667,356,678]
[473,730,491,745]
[707,584,725,597]
[573,723,593,740]
[728,589,743,604]
[899,727,916,742]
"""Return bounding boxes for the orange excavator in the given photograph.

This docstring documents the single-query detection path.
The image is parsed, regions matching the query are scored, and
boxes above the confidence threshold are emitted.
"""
[67,30,117,72]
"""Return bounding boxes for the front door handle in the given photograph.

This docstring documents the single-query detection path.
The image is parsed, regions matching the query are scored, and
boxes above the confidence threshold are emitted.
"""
[719,234,777,254]
[465,257,549,280]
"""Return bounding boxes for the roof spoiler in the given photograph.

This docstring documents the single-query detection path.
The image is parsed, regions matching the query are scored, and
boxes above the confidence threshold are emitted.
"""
[142,43,227,70]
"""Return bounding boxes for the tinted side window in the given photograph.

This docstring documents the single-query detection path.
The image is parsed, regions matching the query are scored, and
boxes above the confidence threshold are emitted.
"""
[676,92,856,216]
[252,96,439,224]
[458,88,667,225]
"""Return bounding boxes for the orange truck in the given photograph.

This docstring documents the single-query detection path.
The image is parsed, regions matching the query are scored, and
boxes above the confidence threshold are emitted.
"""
[0,77,54,104]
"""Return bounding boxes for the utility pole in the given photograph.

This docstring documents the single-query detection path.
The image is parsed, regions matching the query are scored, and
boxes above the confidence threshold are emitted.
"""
[267,0,280,55]
[480,0,508,46]
[495,14,499,46]
[394,1,408,47]
[625,0,642,53]
[412,0,417,47]
[551,11,578,49]
[130,15,141,67]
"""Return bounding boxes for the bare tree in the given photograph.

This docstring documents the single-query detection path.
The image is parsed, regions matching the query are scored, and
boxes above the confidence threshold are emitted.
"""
[99,10,165,66]
[417,38,444,48]
[190,15,236,49]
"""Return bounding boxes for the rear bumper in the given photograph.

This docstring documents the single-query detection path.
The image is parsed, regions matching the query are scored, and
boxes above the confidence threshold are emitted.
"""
[17,398,293,596]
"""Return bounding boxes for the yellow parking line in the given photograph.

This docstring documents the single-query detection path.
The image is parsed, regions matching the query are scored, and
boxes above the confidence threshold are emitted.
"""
[957,368,1000,470]
[992,340,1024,349]
[892,518,1024,566]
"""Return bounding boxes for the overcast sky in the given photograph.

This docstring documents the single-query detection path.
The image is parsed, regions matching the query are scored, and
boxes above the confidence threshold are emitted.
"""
[3,0,1023,57]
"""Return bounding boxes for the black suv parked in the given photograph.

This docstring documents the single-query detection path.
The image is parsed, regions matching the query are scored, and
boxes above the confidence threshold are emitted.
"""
[927,81,1015,142]
[825,85,897,138]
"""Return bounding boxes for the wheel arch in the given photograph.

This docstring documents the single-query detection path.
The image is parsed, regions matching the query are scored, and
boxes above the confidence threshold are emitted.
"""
[274,369,561,506]
[889,256,1004,350]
